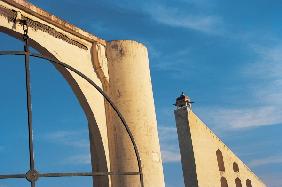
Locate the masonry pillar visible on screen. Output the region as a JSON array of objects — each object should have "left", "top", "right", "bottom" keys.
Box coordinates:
[
  {"left": 174, "top": 93, "right": 199, "bottom": 187},
  {"left": 106, "top": 40, "right": 165, "bottom": 187}
]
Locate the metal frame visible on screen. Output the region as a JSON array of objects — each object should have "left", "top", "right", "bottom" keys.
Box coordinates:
[{"left": 0, "top": 21, "right": 144, "bottom": 187}]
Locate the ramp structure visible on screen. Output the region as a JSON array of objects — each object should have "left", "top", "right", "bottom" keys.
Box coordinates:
[{"left": 174, "top": 93, "right": 266, "bottom": 187}]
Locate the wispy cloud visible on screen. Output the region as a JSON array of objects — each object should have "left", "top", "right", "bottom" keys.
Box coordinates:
[
  {"left": 249, "top": 155, "right": 282, "bottom": 167},
  {"left": 197, "top": 42, "right": 282, "bottom": 130},
  {"left": 177, "top": 0, "right": 217, "bottom": 7},
  {"left": 199, "top": 106, "right": 282, "bottom": 130},
  {"left": 245, "top": 44, "right": 282, "bottom": 79},
  {"left": 88, "top": 0, "right": 222, "bottom": 35},
  {"left": 158, "top": 126, "right": 181, "bottom": 163},
  {"left": 158, "top": 126, "right": 177, "bottom": 137},
  {"left": 162, "top": 150, "right": 181, "bottom": 163},
  {"left": 261, "top": 172, "right": 282, "bottom": 187},
  {"left": 150, "top": 47, "right": 197, "bottom": 79},
  {"left": 246, "top": 44, "right": 282, "bottom": 105},
  {"left": 43, "top": 130, "right": 92, "bottom": 166},
  {"left": 146, "top": 5, "right": 222, "bottom": 34},
  {"left": 43, "top": 130, "right": 89, "bottom": 148},
  {"left": 64, "top": 154, "right": 91, "bottom": 165}
]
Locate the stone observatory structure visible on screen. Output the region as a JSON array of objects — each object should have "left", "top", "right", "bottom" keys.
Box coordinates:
[
  {"left": 0, "top": 0, "right": 164, "bottom": 187},
  {"left": 174, "top": 93, "right": 266, "bottom": 187},
  {"left": 0, "top": 0, "right": 266, "bottom": 187}
]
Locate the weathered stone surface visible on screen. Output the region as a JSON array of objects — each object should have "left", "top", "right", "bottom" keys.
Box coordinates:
[{"left": 106, "top": 40, "right": 165, "bottom": 187}]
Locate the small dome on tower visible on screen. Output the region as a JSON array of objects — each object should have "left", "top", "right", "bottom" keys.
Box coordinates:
[{"left": 175, "top": 92, "right": 193, "bottom": 109}]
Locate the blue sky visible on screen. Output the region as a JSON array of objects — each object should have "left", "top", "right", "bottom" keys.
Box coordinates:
[{"left": 0, "top": 0, "right": 282, "bottom": 186}]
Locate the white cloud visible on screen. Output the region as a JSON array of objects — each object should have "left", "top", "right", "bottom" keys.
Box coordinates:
[
  {"left": 89, "top": 0, "right": 221, "bottom": 34},
  {"left": 178, "top": 0, "right": 216, "bottom": 7},
  {"left": 43, "top": 130, "right": 90, "bottom": 148},
  {"left": 199, "top": 106, "right": 282, "bottom": 130},
  {"left": 244, "top": 44, "right": 282, "bottom": 82},
  {"left": 261, "top": 172, "right": 282, "bottom": 187},
  {"left": 43, "top": 130, "right": 93, "bottom": 166},
  {"left": 197, "top": 43, "right": 282, "bottom": 130},
  {"left": 64, "top": 154, "right": 91, "bottom": 165},
  {"left": 158, "top": 126, "right": 177, "bottom": 138},
  {"left": 246, "top": 45, "right": 282, "bottom": 105},
  {"left": 162, "top": 150, "right": 181, "bottom": 163},
  {"left": 158, "top": 126, "right": 181, "bottom": 163},
  {"left": 152, "top": 48, "right": 192, "bottom": 72},
  {"left": 146, "top": 5, "right": 222, "bottom": 34},
  {"left": 249, "top": 155, "right": 282, "bottom": 167}
]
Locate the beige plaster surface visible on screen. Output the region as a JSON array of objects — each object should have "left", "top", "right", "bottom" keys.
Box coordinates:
[{"left": 106, "top": 40, "right": 165, "bottom": 187}]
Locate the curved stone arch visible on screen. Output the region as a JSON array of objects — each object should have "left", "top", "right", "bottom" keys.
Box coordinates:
[
  {"left": 1, "top": 1, "right": 166, "bottom": 187},
  {"left": 0, "top": 21, "right": 110, "bottom": 186}
]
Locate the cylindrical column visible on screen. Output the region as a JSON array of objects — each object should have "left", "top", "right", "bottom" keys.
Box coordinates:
[{"left": 106, "top": 40, "right": 165, "bottom": 187}]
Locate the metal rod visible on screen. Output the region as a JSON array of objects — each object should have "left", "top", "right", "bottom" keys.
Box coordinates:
[
  {"left": 0, "top": 171, "right": 140, "bottom": 180},
  {"left": 24, "top": 37, "right": 35, "bottom": 171},
  {"left": 0, "top": 51, "right": 26, "bottom": 55},
  {"left": 0, "top": 174, "right": 26, "bottom": 179},
  {"left": 39, "top": 171, "right": 141, "bottom": 178}
]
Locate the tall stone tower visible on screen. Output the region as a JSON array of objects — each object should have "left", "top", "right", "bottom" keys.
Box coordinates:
[
  {"left": 106, "top": 40, "right": 165, "bottom": 187},
  {"left": 174, "top": 93, "right": 198, "bottom": 187}
]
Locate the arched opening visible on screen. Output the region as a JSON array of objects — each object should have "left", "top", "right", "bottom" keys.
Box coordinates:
[
  {"left": 0, "top": 23, "right": 144, "bottom": 186},
  {"left": 220, "top": 177, "right": 228, "bottom": 187},
  {"left": 216, "top": 149, "right": 225, "bottom": 172},
  {"left": 233, "top": 162, "right": 239, "bottom": 172},
  {"left": 0, "top": 31, "right": 104, "bottom": 186},
  {"left": 0, "top": 27, "right": 112, "bottom": 186},
  {"left": 246, "top": 179, "right": 252, "bottom": 187},
  {"left": 235, "top": 177, "right": 242, "bottom": 187}
]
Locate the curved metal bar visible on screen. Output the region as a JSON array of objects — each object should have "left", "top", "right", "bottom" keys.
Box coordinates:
[
  {"left": 30, "top": 53, "right": 144, "bottom": 187},
  {"left": 0, "top": 51, "right": 144, "bottom": 186}
]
